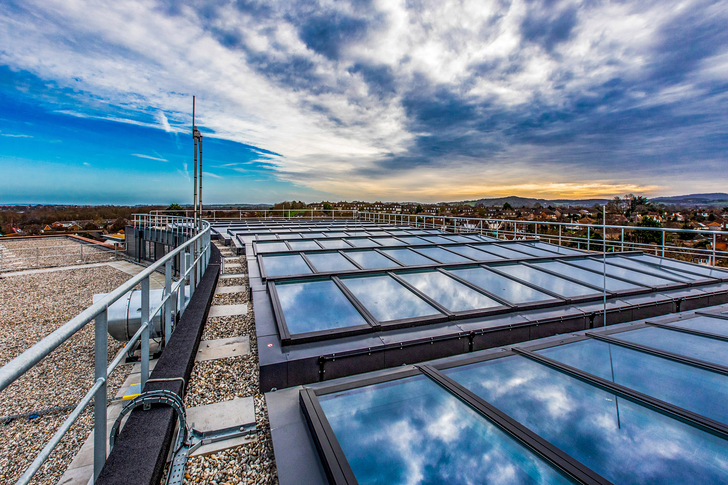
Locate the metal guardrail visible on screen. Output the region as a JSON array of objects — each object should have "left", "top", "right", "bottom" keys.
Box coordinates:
[
  {"left": 0, "top": 241, "right": 125, "bottom": 272},
  {"left": 0, "top": 214, "right": 212, "bottom": 484},
  {"left": 357, "top": 211, "right": 728, "bottom": 266},
  {"left": 151, "top": 208, "right": 357, "bottom": 220}
]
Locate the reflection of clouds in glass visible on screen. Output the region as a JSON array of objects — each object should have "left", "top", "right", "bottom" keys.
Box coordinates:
[
  {"left": 616, "top": 327, "right": 728, "bottom": 367},
  {"left": 540, "top": 339, "right": 728, "bottom": 424},
  {"left": 262, "top": 254, "right": 312, "bottom": 276},
  {"left": 276, "top": 280, "right": 366, "bottom": 333},
  {"left": 449, "top": 267, "right": 552, "bottom": 304},
  {"left": 305, "top": 252, "right": 357, "bottom": 271},
  {"left": 496, "top": 264, "right": 596, "bottom": 298},
  {"left": 399, "top": 271, "right": 499, "bottom": 312},
  {"left": 319, "top": 375, "right": 569, "bottom": 484},
  {"left": 342, "top": 275, "right": 440, "bottom": 322},
  {"left": 446, "top": 355, "right": 728, "bottom": 483}
]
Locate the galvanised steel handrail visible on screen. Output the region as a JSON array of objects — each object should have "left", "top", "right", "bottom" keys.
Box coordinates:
[
  {"left": 0, "top": 214, "right": 212, "bottom": 484},
  {"left": 151, "top": 208, "right": 358, "bottom": 220},
  {"left": 356, "top": 211, "right": 728, "bottom": 266}
]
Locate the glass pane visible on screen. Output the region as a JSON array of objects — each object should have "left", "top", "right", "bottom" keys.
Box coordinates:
[
  {"left": 447, "top": 245, "right": 504, "bottom": 261},
  {"left": 443, "top": 235, "right": 479, "bottom": 243},
  {"left": 262, "top": 254, "right": 312, "bottom": 277},
  {"left": 530, "top": 260, "right": 642, "bottom": 291},
  {"left": 370, "top": 237, "right": 407, "bottom": 246},
  {"left": 318, "top": 239, "right": 352, "bottom": 249},
  {"left": 632, "top": 255, "right": 728, "bottom": 278},
  {"left": 344, "top": 250, "right": 400, "bottom": 270},
  {"left": 613, "top": 257, "right": 701, "bottom": 281},
  {"left": 341, "top": 275, "right": 441, "bottom": 321},
  {"left": 398, "top": 271, "right": 501, "bottom": 311},
  {"left": 344, "top": 238, "right": 380, "bottom": 248},
  {"left": 327, "top": 232, "right": 348, "bottom": 237},
  {"left": 306, "top": 232, "right": 326, "bottom": 238},
  {"left": 256, "top": 241, "right": 289, "bottom": 253},
  {"left": 256, "top": 234, "right": 279, "bottom": 240},
  {"left": 495, "top": 264, "right": 599, "bottom": 298},
  {"left": 318, "top": 375, "right": 571, "bottom": 485},
  {"left": 396, "top": 236, "right": 429, "bottom": 245},
  {"left": 275, "top": 233, "right": 302, "bottom": 239},
  {"left": 420, "top": 235, "right": 456, "bottom": 244},
  {"left": 368, "top": 231, "right": 389, "bottom": 236},
  {"left": 305, "top": 252, "right": 358, "bottom": 272},
  {"left": 614, "top": 326, "right": 728, "bottom": 367},
  {"left": 539, "top": 339, "right": 728, "bottom": 424},
  {"left": 668, "top": 316, "right": 728, "bottom": 337},
  {"left": 510, "top": 244, "right": 561, "bottom": 257},
  {"left": 449, "top": 267, "right": 555, "bottom": 304},
  {"left": 380, "top": 248, "right": 438, "bottom": 266},
  {"left": 473, "top": 244, "right": 531, "bottom": 259},
  {"left": 275, "top": 280, "right": 367, "bottom": 334},
  {"left": 531, "top": 242, "right": 583, "bottom": 255},
  {"left": 446, "top": 355, "right": 728, "bottom": 483},
  {"left": 346, "top": 231, "right": 369, "bottom": 237},
  {"left": 287, "top": 240, "right": 322, "bottom": 251},
  {"left": 569, "top": 259, "right": 678, "bottom": 286},
  {"left": 415, "top": 247, "right": 472, "bottom": 263}
]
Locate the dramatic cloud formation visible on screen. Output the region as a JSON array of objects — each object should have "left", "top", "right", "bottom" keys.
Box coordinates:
[{"left": 1, "top": 0, "right": 727, "bottom": 203}]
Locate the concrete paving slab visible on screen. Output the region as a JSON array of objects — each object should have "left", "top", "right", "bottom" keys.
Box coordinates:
[
  {"left": 219, "top": 273, "right": 248, "bottom": 280},
  {"left": 186, "top": 397, "right": 256, "bottom": 456},
  {"left": 214, "top": 284, "right": 247, "bottom": 295},
  {"left": 208, "top": 303, "right": 248, "bottom": 318},
  {"left": 196, "top": 336, "right": 250, "bottom": 362}
]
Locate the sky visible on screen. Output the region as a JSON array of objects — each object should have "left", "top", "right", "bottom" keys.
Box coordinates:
[{"left": 1, "top": 0, "right": 727, "bottom": 205}]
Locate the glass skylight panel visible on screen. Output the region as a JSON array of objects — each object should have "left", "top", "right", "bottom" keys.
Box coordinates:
[
  {"left": 395, "top": 236, "right": 429, "bottom": 245},
  {"left": 256, "top": 241, "right": 289, "bottom": 253},
  {"left": 509, "top": 244, "right": 561, "bottom": 257},
  {"left": 612, "top": 257, "right": 701, "bottom": 281},
  {"left": 344, "top": 250, "right": 399, "bottom": 270},
  {"left": 632, "top": 255, "right": 728, "bottom": 278},
  {"left": 388, "top": 230, "right": 411, "bottom": 236},
  {"left": 398, "top": 271, "right": 501, "bottom": 312},
  {"left": 344, "top": 238, "right": 380, "bottom": 248},
  {"left": 538, "top": 339, "right": 728, "bottom": 424},
  {"left": 346, "top": 231, "right": 369, "bottom": 237},
  {"left": 327, "top": 232, "right": 348, "bottom": 237},
  {"left": 447, "top": 245, "right": 504, "bottom": 261},
  {"left": 530, "top": 260, "right": 642, "bottom": 292},
  {"left": 495, "top": 264, "right": 599, "bottom": 298},
  {"left": 420, "top": 235, "right": 456, "bottom": 244},
  {"left": 341, "top": 275, "right": 440, "bottom": 321},
  {"left": 380, "top": 248, "right": 438, "bottom": 266},
  {"left": 569, "top": 259, "right": 678, "bottom": 286},
  {"left": 317, "top": 375, "right": 571, "bottom": 485},
  {"left": 256, "top": 234, "right": 279, "bottom": 240},
  {"left": 613, "top": 327, "right": 728, "bottom": 367},
  {"left": 370, "top": 237, "right": 406, "bottom": 246},
  {"left": 667, "top": 316, "right": 728, "bottom": 337},
  {"left": 304, "top": 252, "right": 358, "bottom": 272},
  {"left": 445, "top": 355, "right": 728, "bottom": 483},
  {"left": 306, "top": 232, "right": 326, "bottom": 238},
  {"left": 286, "top": 240, "right": 322, "bottom": 251},
  {"left": 414, "top": 247, "right": 472, "bottom": 263},
  {"left": 443, "top": 235, "right": 480, "bottom": 243},
  {"left": 472, "top": 244, "right": 530, "bottom": 259},
  {"left": 275, "top": 280, "right": 367, "bottom": 334},
  {"left": 317, "top": 239, "right": 352, "bottom": 249},
  {"left": 530, "top": 242, "right": 583, "bottom": 255},
  {"left": 275, "top": 233, "right": 302, "bottom": 239},
  {"left": 449, "top": 267, "right": 555, "bottom": 304},
  {"left": 262, "top": 254, "right": 312, "bottom": 277},
  {"left": 368, "top": 231, "right": 389, "bottom": 236}
]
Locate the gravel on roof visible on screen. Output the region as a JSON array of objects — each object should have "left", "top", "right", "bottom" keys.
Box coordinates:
[
  {"left": 0, "top": 265, "right": 134, "bottom": 484},
  {"left": 0, "top": 236, "right": 118, "bottom": 272}
]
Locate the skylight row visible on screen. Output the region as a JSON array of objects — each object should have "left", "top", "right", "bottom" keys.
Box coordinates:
[
  {"left": 268, "top": 254, "right": 726, "bottom": 341},
  {"left": 259, "top": 242, "right": 582, "bottom": 275},
  {"left": 250, "top": 230, "right": 487, "bottom": 246},
  {"left": 303, "top": 313, "right": 728, "bottom": 484}
]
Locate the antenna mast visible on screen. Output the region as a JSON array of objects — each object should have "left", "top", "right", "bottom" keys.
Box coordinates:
[
  {"left": 192, "top": 96, "right": 203, "bottom": 226},
  {"left": 192, "top": 96, "right": 198, "bottom": 227}
]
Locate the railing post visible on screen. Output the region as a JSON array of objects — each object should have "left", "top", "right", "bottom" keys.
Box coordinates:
[
  {"left": 558, "top": 225, "right": 562, "bottom": 246},
  {"left": 188, "top": 250, "right": 195, "bottom": 295},
  {"left": 662, "top": 230, "right": 666, "bottom": 258},
  {"left": 164, "top": 260, "right": 172, "bottom": 344},
  {"left": 180, "top": 249, "right": 187, "bottom": 310},
  {"left": 80, "top": 244, "right": 84, "bottom": 263},
  {"left": 621, "top": 228, "right": 624, "bottom": 252},
  {"left": 93, "top": 310, "right": 108, "bottom": 480},
  {"left": 713, "top": 232, "right": 717, "bottom": 266},
  {"left": 587, "top": 228, "right": 591, "bottom": 251},
  {"left": 140, "top": 277, "right": 150, "bottom": 389}
]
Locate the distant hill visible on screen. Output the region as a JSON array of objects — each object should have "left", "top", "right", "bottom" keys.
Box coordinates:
[
  {"left": 649, "top": 193, "right": 728, "bottom": 207},
  {"left": 463, "top": 196, "right": 610, "bottom": 208}
]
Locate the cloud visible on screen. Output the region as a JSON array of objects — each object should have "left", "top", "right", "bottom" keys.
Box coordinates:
[
  {"left": 132, "top": 153, "right": 169, "bottom": 162},
  {"left": 1, "top": 0, "right": 727, "bottom": 201},
  {"left": 83, "top": 161, "right": 90, "bottom": 166},
  {"left": 1, "top": 133, "right": 33, "bottom": 138},
  {"left": 202, "top": 171, "right": 222, "bottom": 178}
]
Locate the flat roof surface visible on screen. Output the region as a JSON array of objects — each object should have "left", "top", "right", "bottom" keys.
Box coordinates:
[{"left": 267, "top": 303, "right": 728, "bottom": 484}]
